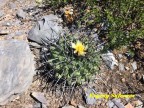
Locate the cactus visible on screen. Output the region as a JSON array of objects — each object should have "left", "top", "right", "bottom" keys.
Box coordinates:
[{"left": 38, "top": 34, "right": 100, "bottom": 90}]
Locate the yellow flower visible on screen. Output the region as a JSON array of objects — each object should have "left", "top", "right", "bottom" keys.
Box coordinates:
[{"left": 71, "top": 40, "right": 87, "bottom": 56}]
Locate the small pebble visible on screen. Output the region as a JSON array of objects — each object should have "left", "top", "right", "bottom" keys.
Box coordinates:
[
  {"left": 16, "top": 9, "right": 26, "bottom": 19},
  {"left": 125, "top": 67, "right": 130, "bottom": 70},
  {"left": 2, "top": 22, "right": 12, "bottom": 26},
  {"left": 131, "top": 61, "right": 137, "bottom": 71},
  {"left": 118, "top": 54, "right": 123, "bottom": 59},
  {"left": 107, "top": 101, "right": 114, "bottom": 108},
  {"left": 0, "top": 10, "right": 4, "bottom": 17},
  {"left": 31, "top": 92, "right": 48, "bottom": 105},
  {"left": 112, "top": 99, "right": 125, "bottom": 108},
  {"left": 119, "top": 63, "right": 125, "bottom": 71},
  {"left": 84, "top": 88, "right": 96, "bottom": 105}
]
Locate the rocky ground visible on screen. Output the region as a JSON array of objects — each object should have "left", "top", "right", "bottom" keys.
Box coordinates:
[{"left": 0, "top": 0, "right": 144, "bottom": 108}]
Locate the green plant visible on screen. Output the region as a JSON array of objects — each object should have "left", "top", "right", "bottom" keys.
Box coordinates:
[
  {"left": 103, "top": 0, "right": 144, "bottom": 49},
  {"left": 39, "top": 34, "right": 100, "bottom": 86},
  {"left": 44, "top": 0, "right": 144, "bottom": 50}
]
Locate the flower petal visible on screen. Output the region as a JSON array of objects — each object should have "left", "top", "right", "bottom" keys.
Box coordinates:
[
  {"left": 77, "top": 40, "right": 82, "bottom": 45},
  {"left": 72, "top": 43, "right": 76, "bottom": 49},
  {"left": 78, "top": 51, "right": 86, "bottom": 56}
]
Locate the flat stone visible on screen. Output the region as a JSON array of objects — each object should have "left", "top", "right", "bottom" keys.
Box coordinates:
[
  {"left": 107, "top": 100, "right": 114, "bottom": 108},
  {"left": 0, "top": 30, "right": 9, "bottom": 35},
  {"left": 0, "top": 10, "right": 4, "bottom": 17},
  {"left": 101, "top": 52, "right": 118, "bottom": 69},
  {"left": 119, "top": 63, "right": 125, "bottom": 71},
  {"left": 16, "top": 9, "right": 26, "bottom": 19},
  {"left": 113, "top": 106, "right": 118, "bottom": 108},
  {"left": 118, "top": 54, "right": 123, "bottom": 59},
  {"left": 31, "top": 92, "right": 47, "bottom": 105},
  {"left": 28, "top": 14, "right": 63, "bottom": 44},
  {"left": 131, "top": 61, "right": 137, "bottom": 71},
  {"left": 84, "top": 88, "right": 96, "bottom": 105},
  {"left": 29, "top": 42, "right": 41, "bottom": 48},
  {"left": 0, "top": 40, "right": 35, "bottom": 105},
  {"left": 112, "top": 99, "right": 125, "bottom": 108},
  {"left": 33, "top": 103, "right": 41, "bottom": 108}
]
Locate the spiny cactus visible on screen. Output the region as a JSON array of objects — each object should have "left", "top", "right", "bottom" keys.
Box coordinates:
[{"left": 38, "top": 34, "right": 100, "bottom": 91}]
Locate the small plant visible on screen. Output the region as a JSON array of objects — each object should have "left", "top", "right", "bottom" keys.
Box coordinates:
[{"left": 39, "top": 34, "right": 100, "bottom": 87}]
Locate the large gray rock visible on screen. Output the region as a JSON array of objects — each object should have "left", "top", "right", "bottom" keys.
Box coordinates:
[
  {"left": 0, "top": 39, "right": 35, "bottom": 105},
  {"left": 28, "top": 14, "right": 63, "bottom": 44}
]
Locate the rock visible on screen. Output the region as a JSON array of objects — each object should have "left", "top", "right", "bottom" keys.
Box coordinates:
[
  {"left": 113, "top": 106, "right": 118, "bottom": 108},
  {"left": 107, "top": 100, "right": 114, "bottom": 108},
  {"left": 134, "top": 100, "right": 143, "bottom": 108},
  {"left": 121, "top": 78, "right": 126, "bottom": 83},
  {"left": 28, "top": 14, "right": 63, "bottom": 44},
  {"left": 119, "top": 63, "right": 125, "bottom": 71},
  {"left": 0, "top": 40, "right": 35, "bottom": 105},
  {"left": 0, "top": 10, "right": 4, "bottom": 17},
  {"left": 29, "top": 42, "right": 41, "bottom": 48},
  {"left": 42, "top": 104, "right": 47, "bottom": 108},
  {"left": 113, "top": 99, "right": 121, "bottom": 103},
  {"left": 101, "top": 52, "right": 118, "bottom": 69},
  {"left": 125, "top": 66, "right": 130, "bottom": 70},
  {"left": 112, "top": 99, "right": 125, "bottom": 108},
  {"left": 15, "top": 31, "right": 24, "bottom": 36},
  {"left": 125, "top": 103, "right": 134, "bottom": 108},
  {"left": 8, "top": 2, "right": 16, "bottom": 9},
  {"left": 62, "top": 105, "right": 75, "bottom": 108},
  {"left": 131, "top": 61, "right": 137, "bottom": 71},
  {"left": 78, "top": 105, "right": 85, "bottom": 108},
  {"left": 84, "top": 88, "right": 96, "bottom": 105},
  {"left": 2, "top": 22, "right": 12, "bottom": 26},
  {"left": 0, "top": 30, "right": 9, "bottom": 35},
  {"left": 31, "top": 92, "right": 47, "bottom": 105},
  {"left": 118, "top": 54, "right": 123, "bottom": 59},
  {"left": 33, "top": 103, "right": 41, "bottom": 108},
  {"left": 16, "top": 9, "right": 26, "bottom": 19}
]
